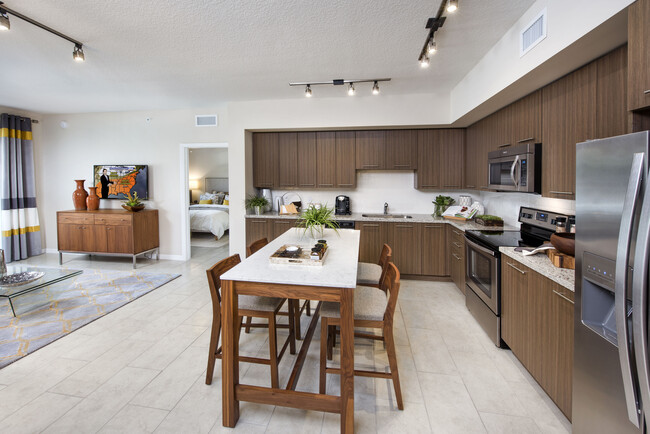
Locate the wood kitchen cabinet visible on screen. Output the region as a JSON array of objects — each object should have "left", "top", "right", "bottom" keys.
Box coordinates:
[
  {"left": 389, "top": 222, "right": 422, "bottom": 275},
  {"left": 272, "top": 219, "right": 295, "bottom": 239},
  {"left": 415, "top": 129, "right": 441, "bottom": 189},
  {"left": 596, "top": 45, "right": 628, "bottom": 139},
  {"left": 335, "top": 132, "right": 356, "bottom": 188},
  {"left": 315, "top": 132, "right": 356, "bottom": 188},
  {"left": 277, "top": 132, "right": 298, "bottom": 188},
  {"left": 415, "top": 129, "right": 465, "bottom": 190},
  {"left": 421, "top": 224, "right": 447, "bottom": 276},
  {"left": 464, "top": 120, "right": 491, "bottom": 190},
  {"left": 447, "top": 225, "right": 465, "bottom": 292},
  {"left": 246, "top": 218, "right": 271, "bottom": 247},
  {"left": 356, "top": 130, "right": 386, "bottom": 169},
  {"left": 501, "top": 258, "right": 532, "bottom": 369},
  {"left": 628, "top": 0, "right": 650, "bottom": 111},
  {"left": 385, "top": 130, "right": 418, "bottom": 170},
  {"left": 356, "top": 221, "right": 389, "bottom": 263},
  {"left": 297, "top": 132, "right": 317, "bottom": 188},
  {"left": 252, "top": 133, "right": 278, "bottom": 188},
  {"left": 509, "top": 90, "right": 542, "bottom": 145}
]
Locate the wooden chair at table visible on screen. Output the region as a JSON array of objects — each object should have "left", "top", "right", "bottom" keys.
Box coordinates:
[
  {"left": 319, "top": 262, "right": 404, "bottom": 410},
  {"left": 356, "top": 244, "right": 392, "bottom": 289},
  {"left": 244, "top": 237, "right": 311, "bottom": 338},
  {"left": 205, "top": 254, "right": 295, "bottom": 388}
]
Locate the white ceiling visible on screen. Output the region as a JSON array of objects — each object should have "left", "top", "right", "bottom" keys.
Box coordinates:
[{"left": 0, "top": 0, "right": 534, "bottom": 114}]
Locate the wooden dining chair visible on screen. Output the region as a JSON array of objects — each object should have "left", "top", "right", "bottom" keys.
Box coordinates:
[
  {"left": 205, "top": 254, "right": 296, "bottom": 388},
  {"left": 319, "top": 262, "right": 403, "bottom": 410},
  {"left": 356, "top": 244, "right": 392, "bottom": 289},
  {"left": 245, "top": 237, "right": 311, "bottom": 339}
]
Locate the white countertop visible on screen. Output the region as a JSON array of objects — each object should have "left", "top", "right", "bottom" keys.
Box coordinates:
[
  {"left": 500, "top": 247, "right": 575, "bottom": 292},
  {"left": 222, "top": 227, "right": 360, "bottom": 288}
]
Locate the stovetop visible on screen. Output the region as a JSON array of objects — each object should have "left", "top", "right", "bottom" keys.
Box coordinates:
[{"left": 465, "top": 230, "right": 532, "bottom": 249}]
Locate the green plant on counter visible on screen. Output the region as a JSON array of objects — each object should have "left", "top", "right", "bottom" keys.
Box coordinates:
[
  {"left": 297, "top": 205, "right": 339, "bottom": 239},
  {"left": 432, "top": 195, "right": 455, "bottom": 217},
  {"left": 123, "top": 192, "right": 143, "bottom": 207},
  {"left": 475, "top": 214, "right": 503, "bottom": 221},
  {"left": 244, "top": 195, "right": 270, "bottom": 209}
]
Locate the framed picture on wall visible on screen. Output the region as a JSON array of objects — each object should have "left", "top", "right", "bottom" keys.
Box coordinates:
[{"left": 93, "top": 165, "right": 149, "bottom": 200}]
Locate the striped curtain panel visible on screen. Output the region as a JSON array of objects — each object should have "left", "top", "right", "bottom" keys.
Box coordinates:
[{"left": 0, "top": 113, "right": 42, "bottom": 262}]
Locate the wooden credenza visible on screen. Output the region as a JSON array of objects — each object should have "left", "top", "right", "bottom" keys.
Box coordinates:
[{"left": 57, "top": 209, "right": 160, "bottom": 268}]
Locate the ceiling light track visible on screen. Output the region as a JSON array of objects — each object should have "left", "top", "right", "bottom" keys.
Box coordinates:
[
  {"left": 289, "top": 78, "right": 391, "bottom": 97},
  {"left": 418, "top": 0, "right": 458, "bottom": 67},
  {"left": 0, "top": 1, "right": 85, "bottom": 62}
]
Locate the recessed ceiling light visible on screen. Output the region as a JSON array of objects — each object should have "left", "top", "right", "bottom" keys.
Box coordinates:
[
  {"left": 305, "top": 85, "right": 312, "bottom": 97},
  {"left": 447, "top": 0, "right": 458, "bottom": 13},
  {"left": 348, "top": 83, "right": 355, "bottom": 96},
  {"left": 372, "top": 81, "right": 380, "bottom": 95}
]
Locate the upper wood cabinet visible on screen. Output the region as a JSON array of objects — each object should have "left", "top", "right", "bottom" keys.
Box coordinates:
[
  {"left": 628, "top": 0, "right": 650, "bottom": 111},
  {"left": 316, "top": 131, "right": 356, "bottom": 189},
  {"left": 385, "top": 130, "right": 418, "bottom": 170},
  {"left": 510, "top": 90, "right": 542, "bottom": 145},
  {"left": 335, "top": 132, "right": 356, "bottom": 188},
  {"left": 252, "top": 133, "right": 278, "bottom": 188},
  {"left": 356, "top": 131, "right": 386, "bottom": 169},
  {"left": 415, "top": 129, "right": 440, "bottom": 189},
  {"left": 416, "top": 129, "right": 464, "bottom": 190},
  {"left": 277, "top": 133, "right": 298, "bottom": 188},
  {"left": 596, "top": 45, "right": 628, "bottom": 138},
  {"left": 464, "top": 120, "right": 490, "bottom": 190},
  {"left": 297, "top": 132, "right": 317, "bottom": 188}
]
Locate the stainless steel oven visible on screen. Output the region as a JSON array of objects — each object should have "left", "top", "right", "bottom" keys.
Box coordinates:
[
  {"left": 487, "top": 143, "right": 541, "bottom": 193},
  {"left": 465, "top": 237, "right": 499, "bottom": 314}
]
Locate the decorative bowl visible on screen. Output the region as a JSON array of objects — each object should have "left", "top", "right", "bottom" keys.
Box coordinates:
[
  {"left": 122, "top": 204, "right": 145, "bottom": 212},
  {"left": 550, "top": 233, "right": 575, "bottom": 256},
  {"left": 0, "top": 271, "right": 45, "bottom": 287}
]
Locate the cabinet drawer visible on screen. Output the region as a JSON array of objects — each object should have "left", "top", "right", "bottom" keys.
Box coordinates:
[
  {"left": 58, "top": 213, "right": 94, "bottom": 224},
  {"left": 449, "top": 227, "right": 465, "bottom": 245},
  {"left": 95, "top": 215, "right": 133, "bottom": 226}
]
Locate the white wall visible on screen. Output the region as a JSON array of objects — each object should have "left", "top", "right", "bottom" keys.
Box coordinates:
[
  {"left": 38, "top": 108, "right": 228, "bottom": 259},
  {"left": 188, "top": 148, "right": 228, "bottom": 201}
]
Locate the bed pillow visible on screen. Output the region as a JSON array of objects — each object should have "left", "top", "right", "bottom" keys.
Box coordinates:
[
  {"left": 214, "top": 193, "right": 226, "bottom": 205},
  {"left": 199, "top": 192, "right": 219, "bottom": 203},
  {"left": 223, "top": 194, "right": 230, "bottom": 206},
  {"left": 199, "top": 199, "right": 213, "bottom": 205}
]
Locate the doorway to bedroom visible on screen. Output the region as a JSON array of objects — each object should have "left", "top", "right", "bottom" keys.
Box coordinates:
[{"left": 184, "top": 144, "right": 230, "bottom": 258}]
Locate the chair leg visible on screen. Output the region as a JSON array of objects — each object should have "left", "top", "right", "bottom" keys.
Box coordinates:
[
  {"left": 319, "top": 317, "right": 328, "bottom": 394},
  {"left": 306, "top": 300, "right": 311, "bottom": 316},
  {"left": 327, "top": 325, "right": 334, "bottom": 361},
  {"left": 287, "top": 301, "right": 296, "bottom": 355},
  {"left": 384, "top": 325, "right": 404, "bottom": 410},
  {"left": 205, "top": 317, "right": 220, "bottom": 385},
  {"left": 268, "top": 314, "right": 279, "bottom": 389},
  {"left": 294, "top": 300, "right": 302, "bottom": 341},
  {"left": 244, "top": 316, "right": 253, "bottom": 333}
]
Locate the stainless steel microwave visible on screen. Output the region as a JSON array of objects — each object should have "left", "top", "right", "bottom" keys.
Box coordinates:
[{"left": 487, "top": 143, "right": 541, "bottom": 193}]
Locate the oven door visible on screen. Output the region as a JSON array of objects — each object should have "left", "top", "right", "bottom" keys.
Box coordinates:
[
  {"left": 488, "top": 155, "right": 520, "bottom": 192},
  {"left": 465, "top": 237, "right": 500, "bottom": 314}
]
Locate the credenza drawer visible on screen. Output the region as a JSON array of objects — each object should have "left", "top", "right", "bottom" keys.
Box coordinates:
[
  {"left": 58, "top": 213, "right": 95, "bottom": 224},
  {"left": 95, "top": 215, "right": 133, "bottom": 226}
]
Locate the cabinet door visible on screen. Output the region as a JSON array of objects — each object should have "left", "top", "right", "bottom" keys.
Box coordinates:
[
  {"left": 596, "top": 46, "right": 628, "bottom": 139},
  {"left": 511, "top": 90, "right": 542, "bottom": 145},
  {"left": 58, "top": 224, "right": 93, "bottom": 252},
  {"left": 277, "top": 133, "right": 298, "bottom": 188},
  {"left": 57, "top": 223, "right": 74, "bottom": 251},
  {"left": 297, "top": 132, "right": 317, "bottom": 188},
  {"left": 464, "top": 125, "right": 479, "bottom": 189},
  {"left": 421, "top": 224, "right": 447, "bottom": 276},
  {"left": 355, "top": 131, "right": 386, "bottom": 169},
  {"left": 415, "top": 130, "right": 440, "bottom": 189},
  {"left": 385, "top": 130, "right": 417, "bottom": 170},
  {"left": 92, "top": 225, "right": 108, "bottom": 253},
  {"left": 542, "top": 62, "right": 597, "bottom": 199},
  {"left": 501, "top": 259, "right": 530, "bottom": 366},
  {"left": 439, "top": 129, "right": 465, "bottom": 189},
  {"left": 272, "top": 219, "right": 295, "bottom": 240},
  {"left": 106, "top": 225, "right": 133, "bottom": 254},
  {"left": 253, "top": 133, "right": 278, "bottom": 188},
  {"left": 390, "top": 223, "right": 422, "bottom": 275},
  {"left": 628, "top": 0, "right": 650, "bottom": 111},
  {"left": 336, "top": 132, "right": 356, "bottom": 188},
  {"left": 316, "top": 132, "right": 337, "bottom": 188},
  {"left": 549, "top": 282, "right": 574, "bottom": 419},
  {"left": 356, "top": 222, "right": 386, "bottom": 263},
  {"left": 246, "top": 219, "right": 270, "bottom": 248}
]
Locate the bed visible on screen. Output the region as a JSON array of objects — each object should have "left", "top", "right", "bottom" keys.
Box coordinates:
[{"left": 189, "top": 177, "right": 230, "bottom": 239}]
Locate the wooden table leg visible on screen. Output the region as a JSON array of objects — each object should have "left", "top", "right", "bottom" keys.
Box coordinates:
[
  {"left": 339, "top": 288, "right": 355, "bottom": 433},
  {"left": 221, "top": 280, "right": 240, "bottom": 427}
]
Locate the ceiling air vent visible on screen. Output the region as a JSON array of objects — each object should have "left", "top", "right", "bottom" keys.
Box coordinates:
[
  {"left": 195, "top": 114, "right": 218, "bottom": 127},
  {"left": 520, "top": 8, "right": 547, "bottom": 57}
]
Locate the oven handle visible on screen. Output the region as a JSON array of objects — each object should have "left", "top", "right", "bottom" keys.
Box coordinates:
[
  {"left": 510, "top": 155, "right": 520, "bottom": 189},
  {"left": 464, "top": 237, "right": 495, "bottom": 257}
]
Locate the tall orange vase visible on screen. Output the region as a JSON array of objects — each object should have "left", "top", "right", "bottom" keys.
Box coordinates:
[
  {"left": 72, "top": 180, "right": 88, "bottom": 210},
  {"left": 86, "top": 187, "right": 100, "bottom": 211}
]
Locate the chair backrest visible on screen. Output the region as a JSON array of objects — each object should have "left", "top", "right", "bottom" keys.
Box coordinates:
[
  {"left": 377, "top": 244, "right": 392, "bottom": 288},
  {"left": 206, "top": 254, "right": 241, "bottom": 321},
  {"left": 247, "top": 238, "right": 268, "bottom": 257},
  {"left": 381, "top": 262, "right": 401, "bottom": 324}
]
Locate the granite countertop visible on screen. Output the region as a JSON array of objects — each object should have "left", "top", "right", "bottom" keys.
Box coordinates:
[
  {"left": 246, "top": 211, "right": 516, "bottom": 232},
  {"left": 500, "top": 247, "right": 575, "bottom": 292}
]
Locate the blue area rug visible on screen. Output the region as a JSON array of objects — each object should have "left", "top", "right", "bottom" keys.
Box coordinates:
[{"left": 0, "top": 269, "right": 180, "bottom": 368}]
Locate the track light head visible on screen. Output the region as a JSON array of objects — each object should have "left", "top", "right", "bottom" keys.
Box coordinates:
[
  {"left": 0, "top": 9, "right": 9, "bottom": 31},
  {"left": 372, "top": 81, "right": 380, "bottom": 95},
  {"left": 305, "top": 85, "right": 312, "bottom": 97},
  {"left": 420, "top": 55, "right": 430, "bottom": 68},
  {"left": 73, "top": 44, "right": 85, "bottom": 62},
  {"left": 447, "top": 0, "right": 458, "bottom": 13},
  {"left": 428, "top": 39, "right": 437, "bottom": 55},
  {"left": 347, "top": 83, "right": 355, "bottom": 96}
]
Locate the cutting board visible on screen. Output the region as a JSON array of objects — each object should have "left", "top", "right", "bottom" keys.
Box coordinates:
[{"left": 547, "top": 249, "right": 575, "bottom": 270}]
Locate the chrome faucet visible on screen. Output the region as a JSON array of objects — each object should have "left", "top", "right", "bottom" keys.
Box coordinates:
[{"left": 384, "top": 202, "right": 388, "bottom": 215}]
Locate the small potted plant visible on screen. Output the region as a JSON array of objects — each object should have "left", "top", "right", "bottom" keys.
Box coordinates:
[
  {"left": 433, "top": 195, "right": 455, "bottom": 217},
  {"left": 245, "top": 195, "right": 270, "bottom": 215},
  {"left": 122, "top": 192, "right": 145, "bottom": 212},
  {"left": 297, "top": 205, "right": 339, "bottom": 239}
]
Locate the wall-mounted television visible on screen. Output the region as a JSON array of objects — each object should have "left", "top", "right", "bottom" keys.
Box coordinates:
[{"left": 93, "top": 165, "right": 149, "bottom": 200}]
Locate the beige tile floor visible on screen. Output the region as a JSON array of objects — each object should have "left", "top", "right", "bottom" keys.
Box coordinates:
[{"left": 0, "top": 246, "right": 572, "bottom": 433}]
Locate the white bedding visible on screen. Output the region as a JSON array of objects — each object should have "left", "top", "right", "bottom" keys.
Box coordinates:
[{"left": 190, "top": 207, "right": 229, "bottom": 239}]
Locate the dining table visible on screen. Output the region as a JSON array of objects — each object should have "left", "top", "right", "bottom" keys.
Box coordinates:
[{"left": 220, "top": 227, "right": 360, "bottom": 433}]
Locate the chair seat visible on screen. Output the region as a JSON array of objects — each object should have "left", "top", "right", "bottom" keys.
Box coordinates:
[
  {"left": 320, "top": 286, "right": 387, "bottom": 321},
  {"left": 240, "top": 295, "right": 284, "bottom": 312},
  {"left": 356, "top": 262, "right": 383, "bottom": 286}
]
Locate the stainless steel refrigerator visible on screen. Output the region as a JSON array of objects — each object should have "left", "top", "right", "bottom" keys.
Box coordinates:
[{"left": 574, "top": 131, "right": 650, "bottom": 433}]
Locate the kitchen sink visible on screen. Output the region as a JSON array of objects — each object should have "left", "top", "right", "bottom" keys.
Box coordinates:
[{"left": 361, "top": 214, "right": 413, "bottom": 219}]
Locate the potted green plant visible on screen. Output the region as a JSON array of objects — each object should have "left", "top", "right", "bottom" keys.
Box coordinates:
[
  {"left": 245, "top": 195, "right": 270, "bottom": 215},
  {"left": 432, "top": 195, "right": 455, "bottom": 217},
  {"left": 122, "top": 192, "right": 145, "bottom": 212},
  {"left": 297, "top": 205, "right": 339, "bottom": 239}
]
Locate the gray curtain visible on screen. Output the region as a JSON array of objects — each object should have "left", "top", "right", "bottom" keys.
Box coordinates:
[{"left": 1, "top": 113, "right": 42, "bottom": 262}]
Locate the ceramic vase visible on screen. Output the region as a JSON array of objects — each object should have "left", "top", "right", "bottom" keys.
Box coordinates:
[
  {"left": 86, "top": 187, "right": 100, "bottom": 211},
  {"left": 72, "top": 180, "right": 88, "bottom": 210}
]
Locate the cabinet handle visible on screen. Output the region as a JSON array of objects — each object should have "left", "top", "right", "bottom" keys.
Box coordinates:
[
  {"left": 300, "top": 184, "right": 315, "bottom": 187},
  {"left": 444, "top": 185, "right": 461, "bottom": 188},
  {"left": 319, "top": 183, "right": 334, "bottom": 187},
  {"left": 480, "top": 186, "right": 489, "bottom": 189},
  {"left": 363, "top": 224, "right": 379, "bottom": 227},
  {"left": 420, "top": 185, "right": 439, "bottom": 188},
  {"left": 465, "top": 185, "right": 476, "bottom": 188},
  {"left": 424, "top": 225, "right": 442, "bottom": 228},
  {"left": 395, "top": 225, "right": 413, "bottom": 228},
  {"left": 645, "top": 90, "right": 650, "bottom": 94},
  {"left": 338, "top": 184, "right": 354, "bottom": 187},
  {"left": 393, "top": 164, "right": 411, "bottom": 168},
  {"left": 453, "top": 242, "right": 462, "bottom": 248},
  {"left": 549, "top": 191, "right": 574, "bottom": 196},
  {"left": 517, "top": 137, "right": 535, "bottom": 143},
  {"left": 553, "top": 289, "right": 575, "bottom": 305},
  {"left": 362, "top": 165, "right": 380, "bottom": 168},
  {"left": 498, "top": 143, "right": 511, "bottom": 148},
  {"left": 506, "top": 262, "right": 527, "bottom": 275},
  {"left": 452, "top": 230, "right": 462, "bottom": 236},
  {"left": 452, "top": 253, "right": 461, "bottom": 261}
]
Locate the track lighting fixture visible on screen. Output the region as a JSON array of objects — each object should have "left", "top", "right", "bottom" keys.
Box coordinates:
[
  {"left": 418, "top": 0, "right": 458, "bottom": 67},
  {"left": 0, "top": 2, "right": 85, "bottom": 62},
  {"left": 428, "top": 39, "right": 437, "bottom": 55},
  {"left": 289, "top": 78, "right": 391, "bottom": 97},
  {"left": 447, "top": 0, "right": 458, "bottom": 13},
  {"left": 420, "top": 55, "right": 430, "bottom": 68}
]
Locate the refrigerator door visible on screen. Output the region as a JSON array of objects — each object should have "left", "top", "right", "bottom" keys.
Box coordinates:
[{"left": 574, "top": 131, "right": 649, "bottom": 434}]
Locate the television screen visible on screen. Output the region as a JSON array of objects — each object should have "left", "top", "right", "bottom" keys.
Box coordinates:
[{"left": 93, "top": 165, "right": 149, "bottom": 200}]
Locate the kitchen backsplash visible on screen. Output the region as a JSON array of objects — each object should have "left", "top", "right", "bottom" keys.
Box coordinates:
[{"left": 268, "top": 171, "right": 575, "bottom": 228}]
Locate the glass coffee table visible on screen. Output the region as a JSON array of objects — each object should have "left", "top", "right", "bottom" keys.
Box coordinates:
[{"left": 0, "top": 265, "right": 83, "bottom": 317}]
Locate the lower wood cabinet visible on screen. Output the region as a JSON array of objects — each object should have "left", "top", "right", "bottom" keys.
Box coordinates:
[
  {"left": 501, "top": 257, "right": 574, "bottom": 420},
  {"left": 355, "top": 222, "right": 388, "bottom": 264},
  {"left": 246, "top": 218, "right": 271, "bottom": 246},
  {"left": 447, "top": 225, "right": 466, "bottom": 292},
  {"left": 390, "top": 223, "right": 422, "bottom": 275},
  {"left": 421, "top": 224, "right": 447, "bottom": 276},
  {"left": 272, "top": 219, "right": 295, "bottom": 239}
]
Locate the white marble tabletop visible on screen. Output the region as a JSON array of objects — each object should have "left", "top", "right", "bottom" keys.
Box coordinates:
[{"left": 222, "top": 228, "right": 360, "bottom": 289}]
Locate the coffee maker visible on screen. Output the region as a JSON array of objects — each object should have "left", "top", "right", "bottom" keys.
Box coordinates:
[{"left": 335, "top": 195, "right": 351, "bottom": 215}]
